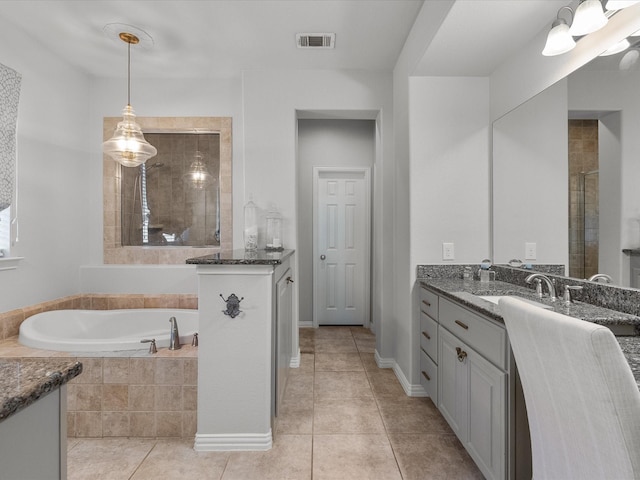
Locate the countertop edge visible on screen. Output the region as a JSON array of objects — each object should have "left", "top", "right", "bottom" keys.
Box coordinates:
[
  {"left": 0, "top": 360, "right": 83, "bottom": 422},
  {"left": 186, "top": 249, "right": 295, "bottom": 265}
]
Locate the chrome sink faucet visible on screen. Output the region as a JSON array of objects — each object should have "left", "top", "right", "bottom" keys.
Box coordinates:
[
  {"left": 169, "top": 316, "right": 181, "bottom": 350},
  {"left": 587, "top": 273, "right": 612, "bottom": 283},
  {"left": 525, "top": 273, "right": 557, "bottom": 302}
]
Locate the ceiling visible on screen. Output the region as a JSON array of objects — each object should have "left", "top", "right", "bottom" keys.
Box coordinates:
[{"left": 0, "top": 0, "right": 577, "bottom": 79}]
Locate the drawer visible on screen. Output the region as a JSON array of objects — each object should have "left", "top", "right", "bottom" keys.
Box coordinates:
[
  {"left": 420, "top": 348, "right": 438, "bottom": 402},
  {"left": 439, "top": 297, "right": 507, "bottom": 369},
  {"left": 420, "top": 311, "right": 438, "bottom": 363},
  {"left": 420, "top": 286, "right": 438, "bottom": 320}
]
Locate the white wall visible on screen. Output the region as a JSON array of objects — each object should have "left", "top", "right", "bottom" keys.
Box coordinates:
[
  {"left": 0, "top": 16, "right": 92, "bottom": 312},
  {"left": 242, "top": 68, "right": 394, "bottom": 355},
  {"left": 297, "top": 119, "right": 375, "bottom": 325},
  {"left": 493, "top": 80, "right": 568, "bottom": 266},
  {"left": 599, "top": 113, "right": 623, "bottom": 284},
  {"left": 391, "top": 0, "right": 455, "bottom": 386},
  {"left": 407, "top": 76, "right": 490, "bottom": 386}
]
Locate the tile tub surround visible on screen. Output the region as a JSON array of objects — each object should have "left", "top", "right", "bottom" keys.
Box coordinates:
[
  {"left": 0, "top": 293, "right": 198, "bottom": 342},
  {"left": 0, "top": 358, "right": 82, "bottom": 421},
  {"left": 0, "top": 293, "right": 198, "bottom": 438},
  {"left": 0, "top": 338, "right": 198, "bottom": 438}
]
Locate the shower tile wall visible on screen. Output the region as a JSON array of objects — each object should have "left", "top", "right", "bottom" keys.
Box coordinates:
[
  {"left": 568, "top": 119, "right": 599, "bottom": 279},
  {"left": 121, "top": 133, "right": 221, "bottom": 247}
]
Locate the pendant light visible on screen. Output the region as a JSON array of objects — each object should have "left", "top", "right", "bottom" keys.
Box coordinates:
[
  {"left": 183, "top": 151, "right": 213, "bottom": 189},
  {"left": 102, "top": 32, "right": 157, "bottom": 167},
  {"left": 569, "top": 0, "right": 608, "bottom": 36},
  {"left": 183, "top": 136, "right": 213, "bottom": 189},
  {"left": 542, "top": 6, "right": 576, "bottom": 56}
]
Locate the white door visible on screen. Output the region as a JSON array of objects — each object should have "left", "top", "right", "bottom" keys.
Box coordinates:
[{"left": 313, "top": 168, "right": 370, "bottom": 326}]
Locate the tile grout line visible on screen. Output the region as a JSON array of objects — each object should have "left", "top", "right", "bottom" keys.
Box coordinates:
[
  {"left": 127, "top": 439, "right": 158, "bottom": 480},
  {"left": 358, "top": 327, "right": 406, "bottom": 480}
]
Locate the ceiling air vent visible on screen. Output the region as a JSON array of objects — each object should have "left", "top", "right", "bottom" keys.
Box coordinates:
[{"left": 296, "top": 33, "right": 335, "bottom": 49}]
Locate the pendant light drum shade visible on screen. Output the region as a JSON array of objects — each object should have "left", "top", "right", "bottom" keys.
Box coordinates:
[{"left": 103, "top": 105, "right": 157, "bottom": 167}]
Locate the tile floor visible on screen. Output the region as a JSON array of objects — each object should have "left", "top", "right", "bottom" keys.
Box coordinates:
[{"left": 67, "top": 327, "right": 483, "bottom": 479}]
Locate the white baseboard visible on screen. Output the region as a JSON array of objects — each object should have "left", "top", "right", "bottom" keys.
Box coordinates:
[
  {"left": 298, "top": 321, "right": 313, "bottom": 327},
  {"left": 393, "top": 363, "right": 429, "bottom": 397},
  {"left": 374, "top": 350, "right": 429, "bottom": 397},
  {"left": 194, "top": 431, "right": 272, "bottom": 451},
  {"left": 290, "top": 349, "right": 300, "bottom": 368},
  {"left": 374, "top": 349, "right": 395, "bottom": 368}
]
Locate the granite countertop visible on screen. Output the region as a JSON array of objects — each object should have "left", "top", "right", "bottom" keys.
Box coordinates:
[
  {"left": 0, "top": 358, "right": 82, "bottom": 422},
  {"left": 419, "top": 278, "right": 640, "bottom": 387},
  {"left": 419, "top": 278, "right": 640, "bottom": 327},
  {"left": 186, "top": 249, "right": 294, "bottom": 265}
]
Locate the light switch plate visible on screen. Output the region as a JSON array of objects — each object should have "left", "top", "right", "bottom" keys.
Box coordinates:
[
  {"left": 442, "top": 242, "right": 455, "bottom": 260},
  {"left": 525, "top": 242, "right": 536, "bottom": 260}
]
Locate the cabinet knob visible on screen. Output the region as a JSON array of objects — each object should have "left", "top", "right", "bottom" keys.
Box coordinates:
[
  {"left": 286, "top": 276, "right": 294, "bottom": 284},
  {"left": 421, "top": 331, "right": 431, "bottom": 340},
  {"left": 320, "top": 255, "right": 326, "bottom": 260},
  {"left": 456, "top": 347, "right": 467, "bottom": 363},
  {"left": 421, "top": 371, "right": 431, "bottom": 381}
]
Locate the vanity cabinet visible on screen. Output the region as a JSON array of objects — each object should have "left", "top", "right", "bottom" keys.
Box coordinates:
[
  {"left": 419, "top": 286, "right": 439, "bottom": 401},
  {"left": 439, "top": 326, "right": 506, "bottom": 480},
  {"left": 420, "top": 285, "right": 509, "bottom": 480}
]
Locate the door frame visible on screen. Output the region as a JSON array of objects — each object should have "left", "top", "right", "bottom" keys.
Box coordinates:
[{"left": 312, "top": 166, "right": 372, "bottom": 328}]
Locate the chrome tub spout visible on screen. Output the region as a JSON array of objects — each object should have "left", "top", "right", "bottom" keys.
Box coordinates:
[{"left": 169, "top": 316, "right": 181, "bottom": 350}]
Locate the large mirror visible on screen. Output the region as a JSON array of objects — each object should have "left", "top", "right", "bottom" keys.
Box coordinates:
[
  {"left": 121, "top": 132, "right": 221, "bottom": 247},
  {"left": 493, "top": 42, "right": 640, "bottom": 287}
]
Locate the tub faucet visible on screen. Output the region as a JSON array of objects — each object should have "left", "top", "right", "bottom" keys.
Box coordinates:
[
  {"left": 525, "top": 273, "right": 557, "bottom": 302},
  {"left": 169, "top": 317, "right": 181, "bottom": 350}
]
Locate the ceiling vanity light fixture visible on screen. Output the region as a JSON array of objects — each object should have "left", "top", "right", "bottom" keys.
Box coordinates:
[
  {"left": 605, "top": 0, "right": 640, "bottom": 9},
  {"left": 542, "top": 0, "right": 640, "bottom": 57},
  {"left": 569, "top": 0, "right": 608, "bottom": 36},
  {"left": 542, "top": 6, "right": 576, "bottom": 56},
  {"left": 600, "top": 37, "right": 631, "bottom": 55},
  {"left": 102, "top": 27, "right": 157, "bottom": 167}
]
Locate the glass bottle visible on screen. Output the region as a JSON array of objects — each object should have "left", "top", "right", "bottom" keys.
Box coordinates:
[
  {"left": 243, "top": 197, "right": 258, "bottom": 251},
  {"left": 265, "top": 207, "right": 283, "bottom": 251}
]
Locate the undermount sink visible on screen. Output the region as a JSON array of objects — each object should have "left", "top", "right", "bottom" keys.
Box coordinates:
[{"left": 478, "top": 295, "right": 552, "bottom": 310}]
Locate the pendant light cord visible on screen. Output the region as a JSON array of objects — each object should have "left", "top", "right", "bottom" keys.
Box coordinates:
[{"left": 127, "top": 39, "right": 131, "bottom": 106}]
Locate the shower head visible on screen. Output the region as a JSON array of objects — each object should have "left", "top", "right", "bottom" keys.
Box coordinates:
[{"left": 147, "top": 162, "right": 165, "bottom": 170}]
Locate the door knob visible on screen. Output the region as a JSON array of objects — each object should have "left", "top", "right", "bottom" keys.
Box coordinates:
[{"left": 320, "top": 255, "right": 326, "bottom": 260}]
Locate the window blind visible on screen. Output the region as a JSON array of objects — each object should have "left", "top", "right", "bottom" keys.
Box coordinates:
[{"left": 0, "top": 62, "right": 21, "bottom": 211}]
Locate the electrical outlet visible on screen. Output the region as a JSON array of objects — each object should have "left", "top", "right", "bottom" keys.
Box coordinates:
[
  {"left": 442, "top": 242, "right": 455, "bottom": 260},
  {"left": 525, "top": 242, "right": 537, "bottom": 260}
]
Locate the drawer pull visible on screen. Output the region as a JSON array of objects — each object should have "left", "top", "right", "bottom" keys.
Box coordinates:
[
  {"left": 421, "top": 371, "right": 431, "bottom": 381},
  {"left": 455, "top": 320, "right": 469, "bottom": 330},
  {"left": 422, "top": 300, "right": 431, "bottom": 307},
  {"left": 422, "top": 331, "right": 431, "bottom": 340},
  {"left": 456, "top": 347, "right": 468, "bottom": 363}
]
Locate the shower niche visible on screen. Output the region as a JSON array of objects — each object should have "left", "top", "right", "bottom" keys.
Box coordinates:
[
  {"left": 121, "top": 132, "right": 220, "bottom": 247},
  {"left": 103, "top": 117, "right": 232, "bottom": 264}
]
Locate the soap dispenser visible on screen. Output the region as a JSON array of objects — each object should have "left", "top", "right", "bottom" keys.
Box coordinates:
[{"left": 478, "top": 259, "right": 495, "bottom": 283}]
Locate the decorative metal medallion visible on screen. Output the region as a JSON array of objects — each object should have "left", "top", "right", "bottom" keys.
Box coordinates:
[{"left": 220, "top": 293, "right": 244, "bottom": 318}]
